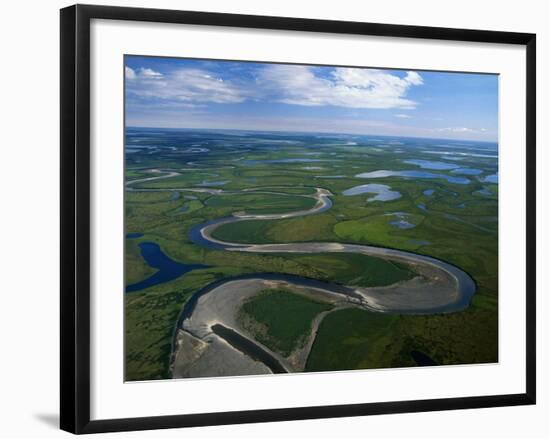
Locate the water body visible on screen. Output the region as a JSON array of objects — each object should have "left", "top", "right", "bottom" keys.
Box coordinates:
[
  {"left": 356, "top": 170, "right": 470, "bottom": 185},
  {"left": 481, "top": 174, "right": 498, "bottom": 184},
  {"left": 404, "top": 159, "right": 459, "bottom": 170},
  {"left": 126, "top": 232, "right": 144, "bottom": 239},
  {"left": 423, "top": 189, "right": 435, "bottom": 196},
  {"left": 474, "top": 188, "right": 492, "bottom": 196},
  {"left": 211, "top": 324, "right": 287, "bottom": 374},
  {"left": 126, "top": 242, "right": 209, "bottom": 293},
  {"left": 342, "top": 183, "right": 402, "bottom": 201},
  {"left": 390, "top": 219, "right": 416, "bottom": 229},
  {"left": 188, "top": 217, "right": 238, "bottom": 251},
  {"left": 451, "top": 168, "right": 483, "bottom": 176},
  {"left": 386, "top": 212, "right": 416, "bottom": 229},
  {"left": 197, "top": 180, "right": 230, "bottom": 186},
  {"left": 177, "top": 185, "right": 475, "bottom": 378},
  {"left": 181, "top": 147, "right": 209, "bottom": 153},
  {"left": 423, "top": 150, "right": 498, "bottom": 159},
  {"left": 410, "top": 350, "right": 438, "bottom": 366}
]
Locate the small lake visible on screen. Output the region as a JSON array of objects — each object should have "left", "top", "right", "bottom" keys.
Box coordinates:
[
  {"left": 404, "top": 159, "right": 459, "bottom": 170},
  {"left": 474, "top": 188, "right": 492, "bottom": 196},
  {"left": 386, "top": 212, "right": 416, "bottom": 229},
  {"left": 481, "top": 173, "right": 498, "bottom": 184},
  {"left": 197, "top": 180, "right": 230, "bottom": 186},
  {"left": 356, "top": 170, "right": 470, "bottom": 185},
  {"left": 423, "top": 189, "right": 434, "bottom": 196},
  {"left": 126, "top": 232, "right": 144, "bottom": 239},
  {"left": 451, "top": 168, "right": 483, "bottom": 176},
  {"left": 182, "top": 147, "right": 209, "bottom": 153},
  {"left": 390, "top": 219, "right": 415, "bottom": 229},
  {"left": 342, "top": 183, "right": 402, "bottom": 201},
  {"left": 422, "top": 150, "right": 498, "bottom": 159},
  {"left": 126, "top": 242, "right": 209, "bottom": 293}
]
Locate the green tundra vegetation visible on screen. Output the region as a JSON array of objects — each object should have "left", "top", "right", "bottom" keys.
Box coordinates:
[
  {"left": 237, "top": 288, "right": 333, "bottom": 356},
  {"left": 124, "top": 128, "right": 498, "bottom": 381}
]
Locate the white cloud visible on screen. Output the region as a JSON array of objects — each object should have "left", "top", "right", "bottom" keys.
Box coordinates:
[
  {"left": 435, "top": 127, "right": 488, "bottom": 133},
  {"left": 256, "top": 65, "right": 423, "bottom": 109},
  {"left": 404, "top": 71, "right": 423, "bottom": 86},
  {"left": 126, "top": 67, "right": 246, "bottom": 104},
  {"left": 394, "top": 114, "right": 412, "bottom": 118},
  {"left": 138, "top": 67, "right": 163, "bottom": 78},
  {"left": 126, "top": 64, "right": 423, "bottom": 109},
  {"left": 125, "top": 66, "right": 136, "bottom": 80}
]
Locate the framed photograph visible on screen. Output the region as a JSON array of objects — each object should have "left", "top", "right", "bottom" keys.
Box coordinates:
[{"left": 60, "top": 4, "right": 536, "bottom": 434}]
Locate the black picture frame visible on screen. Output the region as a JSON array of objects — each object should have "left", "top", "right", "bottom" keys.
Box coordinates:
[{"left": 60, "top": 4, "right": 536, "bottom": 434}]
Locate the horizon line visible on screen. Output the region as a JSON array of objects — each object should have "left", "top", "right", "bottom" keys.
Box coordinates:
[{"left": 126, "top": 125, "right": 498, "bottom": 144}]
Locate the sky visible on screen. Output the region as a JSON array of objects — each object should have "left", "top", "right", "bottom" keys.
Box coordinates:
[{"left": 125, "top": 55, "right": 499, "bottom": 141}]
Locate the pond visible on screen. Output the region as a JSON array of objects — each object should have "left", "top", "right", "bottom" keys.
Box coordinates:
[
  {"left": 126, "top": 232, "right": 144, "bottom": 239},
  {"left": 390, "top": 219, "right": 415, "bottom": 229},
  {"left": 481, "top": 173, "right": 498, "bottom": 184},
  {"left": 451, "top": 168, "right": 483, "bottom": 176},
  {"left": 126, "top": 242, "right": 209, "bottom": 293},
  {"left": 474, "top": 188, "right": 492, "bottom": 196},
  {"left": 355, "top": 170, "right": 470, "bottom": 185},
  {"left": 342, "top": 183, "right": 402, "bottom": 201},
  {"left": 386, "top": 212, "right": 417, "bottom": 229},
  {"left": 404, "top": 159, "right": 459, "bottom": 170},
  {"left": 197, "top": 180, "right": 230, "bottom": 186}
]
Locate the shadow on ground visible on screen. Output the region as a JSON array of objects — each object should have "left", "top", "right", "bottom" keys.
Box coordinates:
[{"left": 34, "top": 413, "right": 58, "bottom": 429}]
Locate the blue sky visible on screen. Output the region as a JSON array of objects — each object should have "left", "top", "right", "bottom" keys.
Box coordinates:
[{"left": 125, "top": 55, "right": 498, "bottom": 141}]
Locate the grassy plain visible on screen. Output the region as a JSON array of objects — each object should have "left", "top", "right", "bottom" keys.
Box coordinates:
[
  {"left": 124, "top": 128, "right": 499, "bottom": 380},
  {"left": 238, "top": 288, "right": 332, "bottom": 356}
]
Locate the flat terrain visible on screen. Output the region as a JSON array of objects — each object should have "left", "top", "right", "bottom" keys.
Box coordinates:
[
  {"left": 124, "top": 128, "right": 498, "bottom": 381},
  {"left": 238, "top": 288, "right": 333, "bottom": 356}
]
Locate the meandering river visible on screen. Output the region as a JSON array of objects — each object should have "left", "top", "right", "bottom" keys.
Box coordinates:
[{"left": 127, "top": 169, "right": 476, "bottom": 377}]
